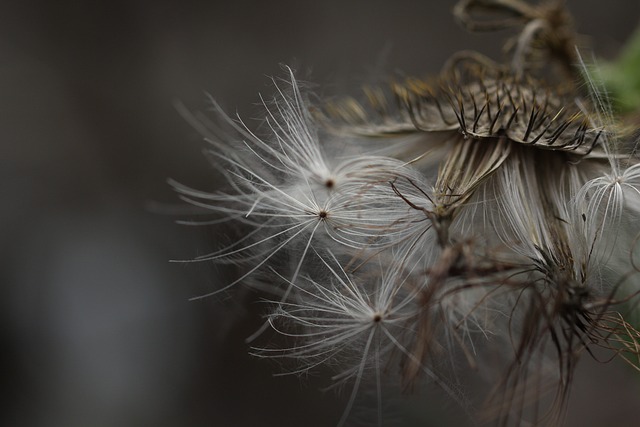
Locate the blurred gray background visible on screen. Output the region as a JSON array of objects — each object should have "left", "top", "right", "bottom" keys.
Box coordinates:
[{"left": 2, "top": 1, "right": 640, "bottom": 426}]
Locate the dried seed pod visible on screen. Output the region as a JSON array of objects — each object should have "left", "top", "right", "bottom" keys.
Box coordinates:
[
  {"left": 454, "top": 0, "right": 579, "bottom": 77},
  {"left": 324, "top": 57, "right": 603, "bottom": 157}
]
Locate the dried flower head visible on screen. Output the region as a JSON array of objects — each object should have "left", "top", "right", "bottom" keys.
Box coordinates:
[{"left": 174, "top": 0, "right": 640, "bottom": 425}]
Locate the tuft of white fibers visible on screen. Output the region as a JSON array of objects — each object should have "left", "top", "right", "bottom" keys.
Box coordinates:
[
  {"left": 172, "top": 68, "right": 455, "bottom": 304},
  {"left": 251, "top": 250, "right": 469, "bottom": 427}
]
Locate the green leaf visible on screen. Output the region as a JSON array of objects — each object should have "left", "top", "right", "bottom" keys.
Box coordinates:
[{"left": 599, "top": 26, "right": 640, "bottom": 113}]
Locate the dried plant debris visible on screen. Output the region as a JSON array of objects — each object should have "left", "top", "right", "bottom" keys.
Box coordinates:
[
  {"left": 174, "top": 0, "right": 640, "bottom": 425},
  {"left": 324, "top": 60, "right": 603, "bottom": 156}
]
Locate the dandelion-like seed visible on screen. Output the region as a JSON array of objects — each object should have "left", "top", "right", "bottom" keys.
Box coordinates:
[
  {"left": 174, "top": 0, "right": 640, "bottom": 425},
  {"left": 253, "top": 251, "right": 426, "bottom": 426}
]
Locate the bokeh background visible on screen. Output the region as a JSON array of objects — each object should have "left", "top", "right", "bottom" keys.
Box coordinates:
[{"left": 2, "top": 1, "right": 640, "bottom": 426}]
